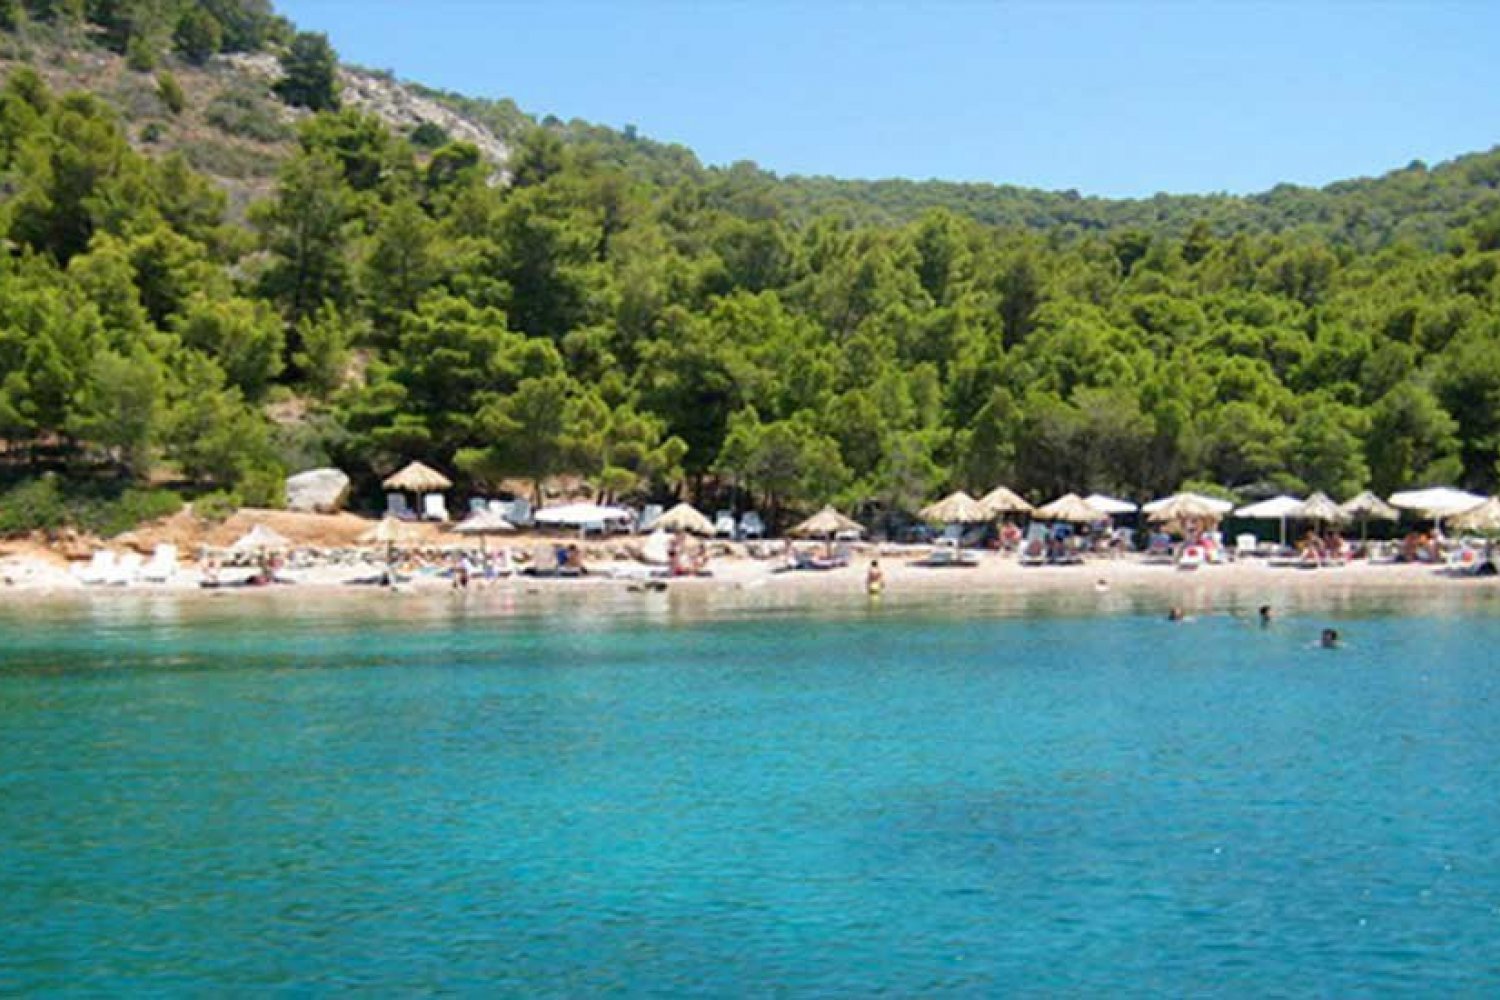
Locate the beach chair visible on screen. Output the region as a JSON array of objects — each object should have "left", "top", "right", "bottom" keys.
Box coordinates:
[
  {"left": 113, "top": 552, "right": 144, "bottom": 585},
  {"left": 1018, "top": 539, "right": 1046, "bottom": 567},
  {"left": 141, "top": 544, "right": 178, "bottom": 583},
  {"left": 468, "top": 497, "right": 489, "bottom": 515},
  {"left": 422, "top": 493, "right": 448, "bottom": 521},
  {"left": 75, "top": 550, "right": 117, "bottom": 585},
  {"left": 1176, "top": 544, "right": 1204, "bottom": 571},
  {"left": 1447, "top": 547, "right": 1482, "bottom": 575},
  {"left": 739, "top": 511, "right": 765, "bottom": 539},
  {"left": 385, "top": 493, "right": 411, "bottom": 518},
  {"left": 637, "top": 503, "right": 664, "bottom": 533},
  {"left": 714, "top": 510, "right": 737, "bottom": 538},
  {"left": 1235, "top": 534, "right": 1258, "bottom": 561},
  {"left": 508, "top": 498, "right": 534, "bottom": 528}
]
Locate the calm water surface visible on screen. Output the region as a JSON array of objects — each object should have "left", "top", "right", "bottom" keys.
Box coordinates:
[{"left": 2, "top": 587, "right": 1499, "bottom": 994}]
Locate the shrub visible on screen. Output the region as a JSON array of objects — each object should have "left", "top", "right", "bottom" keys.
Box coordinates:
[
  {"left": 237, "top": 466, "right": 285, "bottom": 508},
  {"left": 193, "top": 489, "right": 241, "bottom": 523},
  {"left": 156, "top": 70, "right": 185, "bottom": 115},
  {"left": 76, "top": 488, "right": 183, "bottom": 537},
  {"left": 410, "top": 120, "right": 448, "bottom": 149},
  {"left": 125, "top": 34, "right": 157, "bottom": 72},
  {"left": 205, "top": 85, "right": 293, "bottom": 143},
  {"left": 0, "top": 475, "right": 68, "bottom": 535}
]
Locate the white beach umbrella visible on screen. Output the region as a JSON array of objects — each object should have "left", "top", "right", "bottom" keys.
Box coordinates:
[
  {"left": 1084, "top": 493, "right": 1137, "bottom": 515},
  {"left": 1234, "top": 494, "right": 1303, "bottom": 548},
  {"left": 534, "top": 502, "right": 634, "bottom": 527},
  {"left": 1389, "top": 487, "right": 1488, "bottom": 519},
  {"left": 1448, "top": 497, "right": 1500, "bottom": 533}
]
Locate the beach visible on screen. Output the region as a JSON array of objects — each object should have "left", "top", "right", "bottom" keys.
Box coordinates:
[{"left": 1, "top": 506, "right": 1492, "bottom": 604}]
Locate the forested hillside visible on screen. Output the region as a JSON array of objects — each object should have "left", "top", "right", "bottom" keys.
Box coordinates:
[{"left": 1, "top": 0, "right": 1499, "bottom": 534}]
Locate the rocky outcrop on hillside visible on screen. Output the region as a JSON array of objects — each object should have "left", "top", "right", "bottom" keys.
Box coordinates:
[{"left": 221, "top": 53, "right": 510, "bottom": 172}]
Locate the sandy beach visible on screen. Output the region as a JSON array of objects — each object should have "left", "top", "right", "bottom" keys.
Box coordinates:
[{"left": 2, "top": 516, "right": 1493, "bottom": 607}]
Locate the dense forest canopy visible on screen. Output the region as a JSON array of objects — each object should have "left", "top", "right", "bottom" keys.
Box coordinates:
[{"left": 1, "top": 1, "right": 1499, "bottom": 532}]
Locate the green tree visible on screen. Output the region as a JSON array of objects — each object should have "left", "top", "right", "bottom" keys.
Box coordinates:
[
  {"left": 173, "top": 7, "right": 222, "bottom": 64},
  {"left": 172, "top": 293, "right": 286, "bottom": 400},
  {"left": 67, "top": 345, "right": 163, "bottom": 476},
  {"left": 252, "top": 151, "right": 354, "bottom": 322},
  {"left": 273, "top": 31, "right": 340, "bottom": 112},
  {"left": 1365, "top": 382, "right": 1462, "bottom": 494}
]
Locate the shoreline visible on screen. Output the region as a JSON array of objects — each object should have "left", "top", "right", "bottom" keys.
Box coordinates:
[{"left": 2, "top": 549, "right": 1494, "bottom": 606}]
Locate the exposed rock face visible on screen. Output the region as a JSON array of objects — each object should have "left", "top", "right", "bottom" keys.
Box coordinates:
[
  {"left": 220, "top": 54, "right": 511, "bottom": 175},
  {"left": 285, "top": 468, "right": 351, "bottom": 514}
]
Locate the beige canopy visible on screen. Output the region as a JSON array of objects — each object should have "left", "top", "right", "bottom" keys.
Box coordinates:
[
  {"left": 789, "top": 506, "right": 864, "bottom": 538},
  {"left": 1449, "top": 497, "right": 1500, "bottom": 532},
  {"left": 1293, "top": 491, "right": 1348, "bottom": 523},
  {"left": 1033, "top": 493, "right": 1105, "bottom": 524},
  {"left": 979, "top": 485, "right": 1033, "bottom": 516},
  {"left": 1147, "top": 493, "right": 1224, "bottom": 523},
  {"left": 358, "top": 515, "right": 424, "bottom": 545},
  {"left": 230, "top": 523, "right": 290, "bottom": 551},
  {"left": 382, "top": 461, "right": 452, "bottom": 493},
  {"left": 451, "top": 510, "right": 516, "bottom": 535},
  {"left": 920, "top": 491, "right": 990, "bottom": 524},
  {"left": 1339, "top": 491, "right": 1398, "bottom": 521},
  {"left": 654, "top": 502, "right": 715, "bottom": 536}
]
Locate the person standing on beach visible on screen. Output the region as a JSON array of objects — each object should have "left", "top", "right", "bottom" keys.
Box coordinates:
[{"left": 866, "top": 559, "right": 884, "bottom": 595}]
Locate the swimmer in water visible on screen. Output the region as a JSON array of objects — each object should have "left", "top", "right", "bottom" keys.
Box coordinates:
[
  {"left": 1320, "top": 627, "right": 1340, "bottom": 648},
  {"left": 1167, "top": 606, "right": 1185, "bottom": 622},
  {"left": 1259, "top": 604, "right": 1273, "bottom": 626}
]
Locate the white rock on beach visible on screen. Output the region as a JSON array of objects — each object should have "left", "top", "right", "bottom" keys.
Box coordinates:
[{"left": 285, "top": 468, "right": 352, "bottom": 514}]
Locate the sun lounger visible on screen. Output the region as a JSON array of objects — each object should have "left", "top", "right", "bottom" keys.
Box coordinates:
[
  {"left": 739, "top": 511, "right": 765, "bottom": 539},
  {"left": 73, "top": 551, "right": 116, "bottom": 585},
  {"left": 714, "top": 510, "right": 737, "bottom": 538},
  {"left": 637, "top": 503, "right": 664, "bottom": 533},
  {"left": 141, "top": 544, "right": 178, "bottom": 582},
  {"left": 1176, "top": 545, "right": 1205, "bottom": 571}
]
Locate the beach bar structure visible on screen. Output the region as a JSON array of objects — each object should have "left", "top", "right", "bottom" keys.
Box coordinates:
[{"left": 383, "top": 461, "right": 452, "bottom": 521}]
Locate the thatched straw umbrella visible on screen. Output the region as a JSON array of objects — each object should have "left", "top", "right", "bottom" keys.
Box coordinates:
[
  {"left": 1292, "top": 492, "right": 1348, "bottom": 524},
  {"left": 1449, "top": 497, "right": 1500, "bottom": 532},
  {"left": 382, "top": 461, "right": 452, "bottom": 493},
  {"left": 1339, "top": 490, "right": 1398, "bottom": 543},
  {"left": 653, "top": 502, "right": 715, "bottom": 536},
  {"left": 1032, "top": 493, "right": 1105, "bottom": 524},
  {"left": 359, "top": 515, "right": 424, "bottom": 568},
  {"left": 920, "top": 491, "right": 990, "bottom": 525},
  {"left": 230, "top": 523, "right": 290, "bottom": 552},
  {"left": 1146, "top": 493, "right": 1226, "bottom": 524},
  {"left": 451, "top": 509, "right": 515, "bottom": 553},
  {"left": 979, "top": 485, "right": 1033, "bottom": 517},
  {"left": 382, "top": 461, "right": 452, "bottom": 520},
  {"left": 789, "top": 506, "right": 864, "bottom": 539}
]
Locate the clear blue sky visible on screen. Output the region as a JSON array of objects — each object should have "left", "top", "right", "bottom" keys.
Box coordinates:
[{"left": 274, "top": 0, "right": 1500, "bottom": 199}]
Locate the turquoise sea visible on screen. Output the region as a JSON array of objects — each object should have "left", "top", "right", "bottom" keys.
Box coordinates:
[{"left": 2, "top": 587, "right": 1499, "bottom": 995}]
